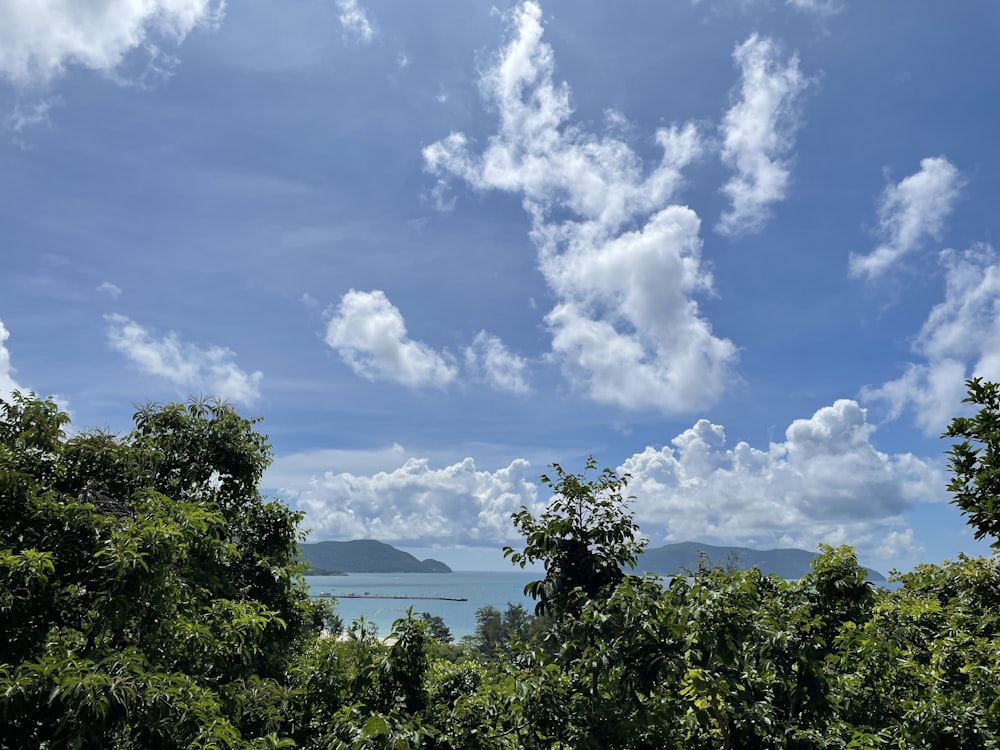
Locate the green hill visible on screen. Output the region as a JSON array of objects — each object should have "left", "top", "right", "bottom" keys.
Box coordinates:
[
  {"left": 636, "top": 541, "right": 886, "bottom": 582},
  {"left": 299, "top": 539, "right": 452, "bottom": 574}
]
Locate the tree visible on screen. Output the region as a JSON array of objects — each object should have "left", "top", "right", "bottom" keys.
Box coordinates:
[
  {"left": 472, "top": 602, "right": 534, "bottom": 655},
  {"left": 505, "top": 457, "right": 643, "bottom": 619},
  {"left": 0, "top": 392, "right": 324, "bottom": 749},
  {"left": 418, "top": 611, "right": 453, "bottom": 643},
  {"left": 944, "top": 377, "right": 1000, "bottom": 546}
]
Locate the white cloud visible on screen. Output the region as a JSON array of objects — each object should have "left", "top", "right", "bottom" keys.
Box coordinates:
[
  {"left": 336, "top": 0, "right": 374, "bottom": 44},
  {"left": 424, "top": 1, "right": 736, "bottom": 413},
  {"left": 464, "top": 332, "right": 530, "bottom": 393},
  {"left": 105, "top": 314, "right": 262, "bottom": 404},
  {"left": 325, "top": 289, "right": 457, "bottom": 388},
  {"left": 0, "top": 319, "right": 26, "bottom": 402},
  {"left": 620, "top": 399, "right": 943, "bottom": 562},
  {"left": 876, "top": 528, "right": 923, "bottom": 560},
  {"left": 272, "top": 399, "right": 939, "bottom": 565},
  {"left": 692, "top": 0, "right": 842, "bottom": 14},
  {"left": 264, "top": 443, "right": 410, "bottom": 491},
  {"left": 849, "top": 157, "right": 963, "bottom": 280},
  {"left": 863, "top": 244, "right": 1000, "bottom": 434},
  {"left": 786, "top": 0, "right": 843, "bottom": 15},
  {"left": 96, "top": 281, "right": 122, "bottom": 300},
  {"left": 0, "top": 0, "right": 223, "bottom": 88},
  {"left": 4, "top": 96, "right": 58, "bottom": 135},
  {"left": 716, "top": 34, "right": 809, "bottom": 237},
  {"left": 278, "top": 455, "right": 540, "bottom": 545}
]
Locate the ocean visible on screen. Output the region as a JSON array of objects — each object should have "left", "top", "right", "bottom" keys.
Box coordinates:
[{"left": 305, "top": 571, "right": 540, "bottom": 639}]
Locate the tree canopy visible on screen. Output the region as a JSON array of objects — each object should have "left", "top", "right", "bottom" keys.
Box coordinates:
[{"left": 2, "top": 380, "right": 1000, "bottom": 749}]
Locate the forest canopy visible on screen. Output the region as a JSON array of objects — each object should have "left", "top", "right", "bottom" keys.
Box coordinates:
[{"left": 2, "top": 381, "right": 999, "bottom": 749}]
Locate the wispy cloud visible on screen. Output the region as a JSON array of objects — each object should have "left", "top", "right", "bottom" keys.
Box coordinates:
[
  {"left": 425, "top": 1, "right": 737, "bottom": 413},
  {"left": 849, "top": 157, "right": 963, "bottom": 281},
  {"left": 325, "top": 289, "right": 457, "bottom": 388},
  {"left": 464, "top": 332, "right": 531, "bottom": 394},
  {"left": 4, "top": 96, "right": 58, "bottom": 137},
  {"left": 863, "top": 244, "right": 1000, "bottom": 434},
  {"left": 786, "top": 0, "right": 844, "bottom": 16},
  {"left": 336, "top": 0, "right": 375, "bottom": 44},
  {"left": 717, "top": 34, "right": 810, "bottom": 237},
  {"left": 96, "top": 281, "right": 122, "bottom": 300},
  {"left": 105, "top": 314, "right": 262, "bottom": 404},
  {"left": 0, "top": 0, "right": 223, "bottom": 88}
]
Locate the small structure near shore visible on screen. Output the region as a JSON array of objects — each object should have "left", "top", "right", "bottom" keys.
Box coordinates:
[{"left": 315, "top": 592, "right": 467, "bottom": 602}]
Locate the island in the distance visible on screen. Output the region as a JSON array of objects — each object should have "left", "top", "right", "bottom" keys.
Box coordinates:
[
  {"left": 636, "top": 542, "right": 886, "bottom": 582},
  {"left": 300, "top": 539, "right": 452, "bottom": 574}
]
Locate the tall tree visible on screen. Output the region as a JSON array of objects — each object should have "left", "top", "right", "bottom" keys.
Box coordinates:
[{"left": 0, "top": 392, "right": 324, "bottom": 749}]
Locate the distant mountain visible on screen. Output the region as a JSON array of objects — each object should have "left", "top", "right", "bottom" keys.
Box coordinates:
[
  {"left": 636, "top": 542, "right": 886, "bottom": 582},
  {"left": 299, "top": 539, "right": 452, "bottom": 574}
]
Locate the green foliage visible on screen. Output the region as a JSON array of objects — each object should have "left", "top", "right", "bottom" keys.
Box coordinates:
[
  {"left": 944, "top": 376, "right": 1000, "bottom": 546},
  {"left": 418, "top": 612, "right": 453, "bottom": 644},
  {"left": 0, "top": 392, "right": 324, "bottom": 749},
  {"left": 471, "top": 603, "right": 538, "bottom": 656},
  {"left": 5, "top": 384, "right": 1000, "bottom": 750},
  {"left": 505, "top": 457, "right": 643, "bottom": 618}
]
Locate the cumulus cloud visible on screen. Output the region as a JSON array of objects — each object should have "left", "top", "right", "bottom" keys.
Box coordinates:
[
  {"left": 336, "top": 0, "right": 375, "bottom": 44},
  {"left": 105, "top": 314, "right": 262, "bottom": 404},
  {"left": 863, "top": 244, "right": 1000, "bottom": 434},
  {"left": 0, "top": 0, "right": 223, "bottom": 88},
  {"left": 464, "top": 332, "right": 530, "bottom": 393},
  {"left": 716, "top": 34, "right": 809, "bottom": 237},
  {"left": 272, "top": 399, "right": 939, "bottom": 565},
  {"left": 849, "top": 157, "right": 963, "bottom": 280},
  {"left": 876, "top": 528, "right": 923, "bottom": 560},
  {"left": 424, "top": 1, "right": 736, "bottom": 413},
  {"left": 278, "top": 456, "right": 540, "bottom": 545},
  {"left": 620, "top": 399, "right": 943, "bottom": 559},
  {"left": 0, "top": 319, "right": 26, "bottom": 402},
  {"left": 325, "top": 289, "right": 457, "bottom": 388}
]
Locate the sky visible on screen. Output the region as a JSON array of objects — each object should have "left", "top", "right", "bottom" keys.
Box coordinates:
[{"left": 2, "top": 0, "right": 999, "bottom": 573}]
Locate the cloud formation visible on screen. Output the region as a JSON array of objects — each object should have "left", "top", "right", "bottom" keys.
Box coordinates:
[
  {"left": 97, "top": 281, "right": 122, "bottom": 300},
  {"left": 863, "top": 244, "right": 1000, "bottom": 434},
  {"left": 849, "top": 157, "right": 963, "bottom": 280},
  {"left": 325, "top": 289, "right": 457, "bottom": 388},
  {"left": 464, "top": 332, "right": 530, "bottom": 394},
  {"left": 0, "top": 319, "right": 26, "bottom": 402},
  {"left": 785, "top": 0, "right": 843, "bottom": 15},
  {"left": 336, "top": 0, "right": 375, "bottom": 44},
  {"left": 717, "top": 34, "right": 809, "bottom": 237},
  {"left": 424, "top": 1, "right": 737, "bottom": 413},
  {"left": 0, "top": 0, "right": 223, "bottom": 88},
  {"left": 105, "top": 314, "right": 262, "bottom": 404},
  {"left": 621, "top": 400, "right": 942, "bottom": 560},
  {"left": 280, "top": 456, "right": 540, "bottom": 545},
  {"left": 273, "top": 399, "right": 940, "bottom": 565}
]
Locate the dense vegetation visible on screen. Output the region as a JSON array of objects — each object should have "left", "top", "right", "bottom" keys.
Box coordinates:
[
  {"left": 2, "top": 380, "right": 999, "bottom": 748},
  {"left": 635, "top": 542, "right": 886, "bottom": 582}
]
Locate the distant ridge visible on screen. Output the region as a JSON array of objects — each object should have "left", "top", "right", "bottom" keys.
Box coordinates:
[
  {"left": 636, "top": 542, "right": 886, "bottom": 582},
  {"left": 300, "top": 539, "right": 452, "bottom": 574}
]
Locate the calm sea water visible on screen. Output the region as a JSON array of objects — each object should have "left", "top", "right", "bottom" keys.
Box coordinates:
[{"left": 305, "top": 571, "right": 539, "bottom": 639}]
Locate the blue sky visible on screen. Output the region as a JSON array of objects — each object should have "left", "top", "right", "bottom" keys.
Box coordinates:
[{"left": 2, "top": 0, "right": 998, "bottom": 572}]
